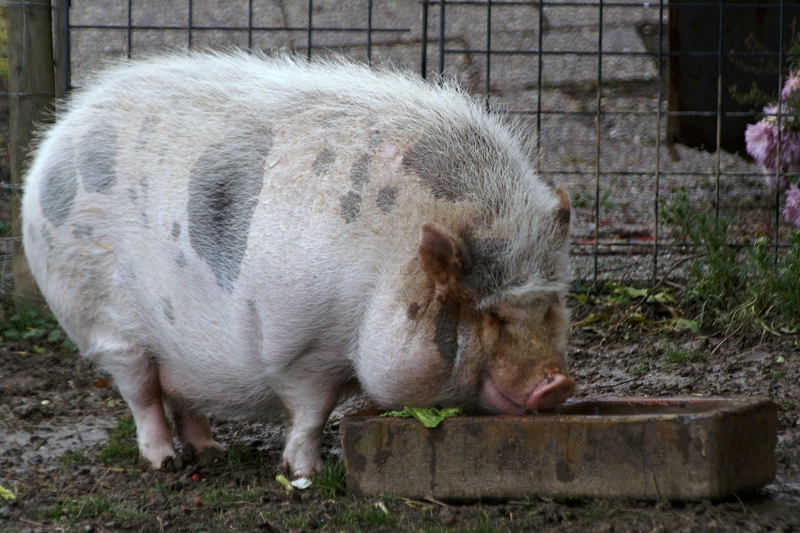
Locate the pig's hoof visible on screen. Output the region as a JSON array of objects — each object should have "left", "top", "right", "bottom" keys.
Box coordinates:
[
  {"left": 282, "top": 456, "right": 322, "bottom": 480},
  {"left": 181, "top": 442, "right": 225, "bottom": 467},
  {"left": 157, "top": 455, "right": 183, "bottom": 471}
]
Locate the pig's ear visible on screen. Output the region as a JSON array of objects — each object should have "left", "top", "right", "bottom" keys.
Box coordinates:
[
  {"left": 554, "top": 186, "right": 571, "bottom": 239},
  {"left": 418, "top": 223, "right": 460, "bottom": 297}
]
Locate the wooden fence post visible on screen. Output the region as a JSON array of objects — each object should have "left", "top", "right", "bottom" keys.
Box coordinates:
[{"left": 8, "top": 0, "right": 55, "bottom": 305}]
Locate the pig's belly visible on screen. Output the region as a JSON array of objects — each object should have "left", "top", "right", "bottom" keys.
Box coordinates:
[{"left": 153, "top": 345, "right": 286, "bottom": 419}]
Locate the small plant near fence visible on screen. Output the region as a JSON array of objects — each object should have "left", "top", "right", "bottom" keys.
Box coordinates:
[{"left": 662, "top": 188, "right": 800, "bottom": 334}]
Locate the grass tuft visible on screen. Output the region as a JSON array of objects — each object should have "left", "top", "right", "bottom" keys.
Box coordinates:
[
  {"left": 59, "top": 449, "right": 88, "bottom": 468},
  {"left": 98, "top": 416, "right": 139, "bottom": 466},
  {"left": 330, "top": 503, "right": 400, "bottom": 528},
  {"left": 315, "top": 460, "right": 347, "bottom": 498}
]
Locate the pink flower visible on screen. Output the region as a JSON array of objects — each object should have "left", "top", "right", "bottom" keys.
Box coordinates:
[
  {"left": 743, "top": 106, "right": 800, "bottom": 190},
  {"left": 784, "top": 128, "right": 800, "bottom": 175},
  {"left": 745, "top": 119, "right": 776, "bottom": 169},
  {"left": 782, "top": 71, "right": 800, "bottom": 102},
  {"left": 784, "top": 183, "right": 800, "bottom": 227}
]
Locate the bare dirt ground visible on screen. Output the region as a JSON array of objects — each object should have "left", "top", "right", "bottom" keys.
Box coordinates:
[{"left": 1, "top": 293, "right": 798, "bottom": 533}]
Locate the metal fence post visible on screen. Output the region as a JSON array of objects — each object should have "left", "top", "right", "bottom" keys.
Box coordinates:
[{"left": 8, "top": 0, "right": 55, "bottom": 305}]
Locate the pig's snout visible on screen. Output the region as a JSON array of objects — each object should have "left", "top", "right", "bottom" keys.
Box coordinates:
[
  {"left": 480, "top": 370, "right": 575, "bottom": 414},
  {"left": 526, "top": 374, "right": 575, "bottom": 411}
]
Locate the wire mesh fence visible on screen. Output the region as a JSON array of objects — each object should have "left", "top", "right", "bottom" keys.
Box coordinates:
[{"left": 4, "top": 0, "right": 799, "bottom": 290}]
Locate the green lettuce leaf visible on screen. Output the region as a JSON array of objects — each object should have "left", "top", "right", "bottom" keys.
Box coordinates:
[{"left": 380, "top": 406, "right": 462, "bottom": 428}]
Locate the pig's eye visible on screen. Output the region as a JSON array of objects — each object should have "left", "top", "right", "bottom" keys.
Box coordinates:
[
  {"left": 490, "top": 312, "right": 508, "bottom": 328},
  {"left": 479, "top": 313, "right": 502, "bottom": 349}
]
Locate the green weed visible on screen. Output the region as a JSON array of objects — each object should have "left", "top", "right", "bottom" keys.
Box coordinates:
[
  {"left": 473, "top": 512, "right": 504, "bottom": 533},
  {"left": 662, "top": 188, "right": 800, "bottom": 331},
  {"left": 600, "top": 176, "right": 618, "bottom": 210},
  {"left": 114, "top": 506, "right": 147, "bottom": 522},
  {"left": 42, "top": 493, "right": 146, "bottom": 525},
  {"left": 0, "top": 302, "right": 77, "bottom": 353},
  {"left": 282, "top": 510, "right": 316, "bottom": 529},
  {"left": 330, "top": 503, "right": 399, "bottom": 528},
  {"left": 151, "top": 480, "right": 177, "bottom": 496},
  {"left": 631, "top": 356, "right": 650, "bottom": 376},
  {"left": 49, "top": 493, "right": 114, "bottom": 519},
  {"left": 222, "top": 444, "right": 262, "bottom": 471},
  {"left": 98, "top": 416, "right": 139, "bottom": 466},
  {"left": 200, "top": 486, "right": 260, "bottom": 506},
  {"left": 315, "top": 460, "right": 347, "bottom": 498},
  {"left": 570, "top": 191, "right": 593, "bottom": 209},
  {"left": 59, "top": 449, "right": 88, "bottom": 468},
  {"left": 568, "top": 178, "right": 618, "bottom": 211}
]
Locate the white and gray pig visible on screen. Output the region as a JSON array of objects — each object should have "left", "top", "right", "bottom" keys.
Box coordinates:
[{"left": 22, "top": 52, "right": 575, "bottom": 478}]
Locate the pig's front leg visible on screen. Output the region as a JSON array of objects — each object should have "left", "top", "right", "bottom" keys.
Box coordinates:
[{"left": 279, "top": 374, "right": 342, "bottom": 479}]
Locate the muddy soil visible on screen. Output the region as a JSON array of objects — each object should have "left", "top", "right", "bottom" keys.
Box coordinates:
[{"left": 1, "top": 294, "right": 798, "bottom": 533}]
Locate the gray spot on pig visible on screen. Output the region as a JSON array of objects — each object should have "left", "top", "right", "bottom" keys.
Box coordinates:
[
  {"left": 461, "top": 235, "right": 509, "bottom": 297},
  {"left": 39, "top": 138, "right": 78, "bottom": 227},
  {"left": 41, "top": 226, "right": 53, "bottom": 249},
  {"left": 25, "top": 223, "right": 36, "bottom": 244},
  {"left": 118, "top": 262, "right": 136, "bottom": 285},
  {"left": 188, "top": 121, "right": 273, "bottom": 292},
  {"left": 245, "top": 300, "right": 263, "bottom": 363},
  {"left": 367, "top": 125, "right": 384, "bottom": 149},
  {"left": 312, "top": 148, "right": 335, "bottom": 176},
  {"left": 403, "top": 125, "right": 510, "bottom": 211},
  {"left": 340, "top": 191, "right": 361, "bottom": 223},
  {"left": 176, "top": 251, "right": 187, "bottom": 270},
  {"left": 135, "top": 115, "right": 160, "bottom": 151},
  {"left": 403, "top": 129, "right": 470, "bottom": 201},
  {"left": 171, "top": 222, "right": 181, "bottom": 240},
  {"left": 349, "top": 154, "right": 371, "bottom": 189},
  {"left": 162, "top": 298, "right": 175, "bottom": 325},
  {"left": 128, "top": 188, "right": 138, "bottom": 202},
  {"left": 376, "top": 185, "right": 398, "bottom": 214},
  {"left": 72, "top": 224, "right": 94, "bottom": 240},
  {"left": 157, "top": 145, "right": 169, "bottom": 165},
  {"left": 434, "top": 298, "right": 459, "bottom": 363},
  {"left": 78, "top": 124, "right": 118, "bottom": 194},
  {"left": 407, "top": 302, "right": 420, "bottom": 320}
]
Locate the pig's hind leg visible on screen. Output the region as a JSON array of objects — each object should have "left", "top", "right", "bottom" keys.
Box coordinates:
[
  {"left": 163, "top": 396, "right": 225, "bottom": 465},
  {"left": 93, "top": 339, "right": 178, "bottom": 469}
]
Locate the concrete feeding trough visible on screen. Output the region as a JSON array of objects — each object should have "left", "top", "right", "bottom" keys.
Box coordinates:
[{"left": 340, "top": 397, "right": 777, "bottom": 501}]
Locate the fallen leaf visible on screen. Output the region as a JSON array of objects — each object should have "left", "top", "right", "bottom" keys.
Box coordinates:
[
  {"left": 275, "top": 474, "right": 293, "bottom": 491},
  {"left": 0, "top": 485, "right": 15, "bottom": 501}
]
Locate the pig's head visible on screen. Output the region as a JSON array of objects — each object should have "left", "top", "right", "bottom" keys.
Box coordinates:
[{"left": 357, "top": 186, "right": 574, "bottom": 414}]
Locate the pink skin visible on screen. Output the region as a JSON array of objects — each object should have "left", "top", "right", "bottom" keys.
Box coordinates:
[{"left": 479, "top": 373, "right": 576, "bottom": 414}]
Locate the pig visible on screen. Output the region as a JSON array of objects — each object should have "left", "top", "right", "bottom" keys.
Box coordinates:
[{"left": 21, "top": 51, "right": 575, "bottom": 478}]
